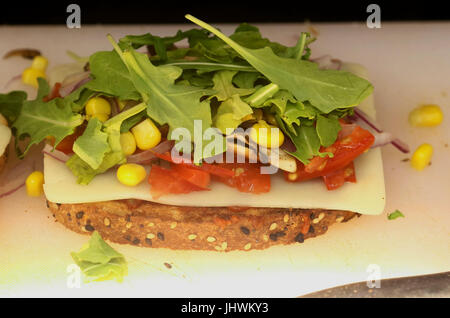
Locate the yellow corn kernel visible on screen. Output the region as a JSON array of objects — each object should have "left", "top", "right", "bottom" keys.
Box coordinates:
[
  {"left": 116, "top": 163, "right": 147, "bottom": 186},
  {"left": 410, "top": 143, "right": 433, "bottom": 171},
  {"left": 241, "top": 113, "right": 255, "bottom": 122},
  {"left": 409, "top": 104, "right": 443, "bottom": 127},
  {"left": 22, "top": 67, "right": 46, "bottom": 87},
  {"left": 85, "top": 97, "right": 111, "bottom": 117},
  {"left": 0, "top": 113, "right": 8, "bottom": 126},
  {"left": 131, "top": 118, "right": 161, "bottom": 150},
  {"left": 31, "top": 56, "right": 48, "bottom": 72},
  {"left": 120, "top": 131, "right": 137, "bottom": 156},
  {"left": 26, "top": 171, "right": 44, "bottom": 197},
  {"left": 91, "top": 113, "right": 110, "bottom": 122},
  {"left": 249, "top": 120, "right": 285, "bottom": 149}
]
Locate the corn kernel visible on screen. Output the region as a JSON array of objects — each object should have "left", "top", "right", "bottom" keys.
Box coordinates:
[
  {"left": 31, "top": 56, "right": 48, "bottom": 72},
  {"left": 120, "top": 132, "right": 137, "bottom": 156},
  {"left": 241, "top": 113, "right": 255, "bottom": 122},
  {"left": 85, "top": 97, "right": 111, "bottom": 117},
  {"left": 26, "top": 171, "right": 44, "bottom": 197},
  {"left": 91, "top": 113, "right": 110, "bottom": 122},
  {"left": 22, "top": 67, "right": 46, "bottom": 87},
  {"left": 409, "top": 104, "right": 443, "bottom": 127},
  {"left": 249, "top": 120, "right": 285, "bottom": 149},
  {"left": 131, "top": 118, "right": 161, "bottom": 150},
  {"left": 411, "top": 143, "right": 433, "bottom": 171},
  {"left": 116, "top": 163, "right": 147, "bottom": 186}
]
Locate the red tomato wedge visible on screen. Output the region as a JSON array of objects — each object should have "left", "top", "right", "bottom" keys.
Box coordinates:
[
  {"left": 148, "top": 165, "right": 208, "bottom": 199},
  {"left": 322, "top": 161, "right": 356, "bottom": 190},
  {"left": 43, "top": 82, "right": 62, "bottom": 102},
  {"left": 151, "top": 152, "right": 234, "bottom": 178},
  {"left": 286, "top": 125, "right": 374, "bottom": 185},
  {"left": 171, "top": 164, "right": 211, "bottom": 189},
  {"left": 53, "top": 124, "right": 86, "bottom": 155},
  {"left": 213, "top": 163, "right": 271, "bottom": 194}
]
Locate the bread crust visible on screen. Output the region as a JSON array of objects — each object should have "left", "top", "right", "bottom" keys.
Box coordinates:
[
  {"left": 0, "top": 153, "right": 6, "bottom": 175},
  {"left": 47, "top": 199, "right": 358, "bottom": 251}
]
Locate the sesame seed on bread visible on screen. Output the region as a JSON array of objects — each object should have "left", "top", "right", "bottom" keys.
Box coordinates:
[{"left": 47, "top": 199, "right": 357, "bottom": 251}]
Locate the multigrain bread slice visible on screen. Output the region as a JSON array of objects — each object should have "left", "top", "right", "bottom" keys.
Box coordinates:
[{"left": 47, "top": 199, "right": 358, "bottom": 251}]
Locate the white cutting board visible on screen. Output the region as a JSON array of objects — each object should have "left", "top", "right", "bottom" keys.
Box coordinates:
[{"left": 0, "top": 22, "right": 449, "bottom": 297}]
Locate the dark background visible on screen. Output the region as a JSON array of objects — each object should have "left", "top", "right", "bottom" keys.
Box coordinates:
[{"left": 1, "top": 0, "right": 449, "bottom": 24}]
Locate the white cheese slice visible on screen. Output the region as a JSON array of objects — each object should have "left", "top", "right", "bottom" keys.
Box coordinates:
[
  {"left": 0, "top": 125, "right": 11, "bottom": 156},
  {"left": 43, "top": 63, "right": 386, "bottom": 215}
]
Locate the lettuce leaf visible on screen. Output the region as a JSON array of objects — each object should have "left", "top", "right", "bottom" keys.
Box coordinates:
[
  {"left": 67, "top": 103, "right": 146, "bottom": 184},
  {"left": 71, "top": 231, "right": 127, "bottom": 283},
  {"left": 73, "top": 118, "right": 111, "bottom": 170},
  {"left": 13, "top": 79, "right": 84, "bottom": 156},
  {"left": 0, "top": 90, "right": 27, "bottom": 125},
  {"left": 213, "top": 95, "right": 253, "bottom": 133}
]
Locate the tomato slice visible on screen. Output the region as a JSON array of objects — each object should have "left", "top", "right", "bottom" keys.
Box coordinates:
[
  {"left": 322, "top": 161, "right": 356, "bottom": 190},
  {"left": 43, "top": 82, "right": 62, "bottom": 102},
  {"left": 286, "top": 125, "right": 374, "bottom": 183},
  {"left": 151, "top": 152, "right": 234, "bottom": 178},
  {"left": 213, "top": 162, "right": 271, "bottom": 194},
  {"left": 171, "top": 164, "right": 211, "bottom": 189},
  {"left": 148, "top": 165, "right": 207, "bottom": 199},
  {"left": 53, "top": 124, "right": 86, "bottom": 155}
]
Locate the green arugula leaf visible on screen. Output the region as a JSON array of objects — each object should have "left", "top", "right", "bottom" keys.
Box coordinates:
[
  {"left": 316, "top": 114, "right": 342, "bottom": 147},
  {"left": 276, "top": 115, "right": 324, "bottom": 164},
  {"left": 263, "top": 90, "right": 296, "bottom": 115},
  {"left": 73, "top": 118, "right": 111, "bottom": 170},
  {"left": 109, "top": 36, "right": 225, "bottom": 160},
  {"left": 387, "top": 210, "right": 405, "bottom": 220},
  {"left": 245, "top": 83, "right": 279, "bottom": 107},
  {"left": 13, "top": 78, "right": 84, "bottom": 156},
  {"left": 0, "top": 90, "right": 27, "bottom": 125},
  {"left": 71, "top": 231, "right": 127, "bottom": 283},
  {"left": 164, "top": 60, "right": 256, "bottom": 73},
  {"left": 232, "top": 71, "right": 261, "bottom": 89},
  {"left": 84, "top": 51, "right": 141, "bottom": 101},
  {"left": 213, "top": 94, "right": 253, "bottom": 133},
  {"left": 211, "top": 70, "right": 255, "bottom": 101},
  {"left": 186, "top": 15, "right": 373, "bottom": 113}
]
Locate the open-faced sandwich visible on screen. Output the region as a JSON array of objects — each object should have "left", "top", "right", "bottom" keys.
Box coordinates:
[{"left": 2, "top": 15, "right": 409, "bottom": 251}]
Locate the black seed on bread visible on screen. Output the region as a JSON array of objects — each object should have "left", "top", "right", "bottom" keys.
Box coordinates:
[{"left": 47, "top": 199, "right": 358, "bottom": 252}]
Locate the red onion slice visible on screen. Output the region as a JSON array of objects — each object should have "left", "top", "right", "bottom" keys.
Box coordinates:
[
  {"left": 59, "top": 71, "right": 91, "bottom": 97},
  {"left": 353, "top": 108, "right": 410, "bottom": 153},
  {"left": 42, "top": 144, "right": 70, "bottom": 162},
  {"left": 127, "top": 140, "right": 175, "bottom": 164},
  {"left": 4, "top": 74, "right": 22, "bottom": 90},
  {"left": 0, "top": 182, "right": 24, "bottom": 199}
]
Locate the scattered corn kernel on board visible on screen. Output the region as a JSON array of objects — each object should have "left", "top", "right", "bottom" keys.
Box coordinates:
[{"left": 1, "top": 22, "right": 449, "bottom": 297}]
